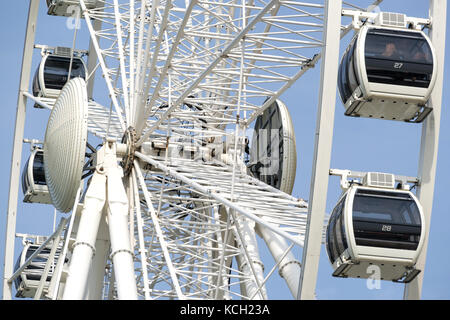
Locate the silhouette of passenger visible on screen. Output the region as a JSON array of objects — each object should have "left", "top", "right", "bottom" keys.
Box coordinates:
[{"left": 382, "top": 43, "right": 397, "bottom": 57}]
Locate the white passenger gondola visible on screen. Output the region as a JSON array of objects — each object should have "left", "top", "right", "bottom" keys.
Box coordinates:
[
  {"left": 22, "top": 147, "right": 52, "bottom": 204},
  {"left": 326, "top": 172, "right": 425, "bottom": 283},
  {"left": 338, "top": 16, "right": 436, "bottom": 122},
  {"left": 14, "top": 239, "right": 62, "bottom": 298},
  {"left": 32, "top": 47, "right": 87, "bottom": 100}
]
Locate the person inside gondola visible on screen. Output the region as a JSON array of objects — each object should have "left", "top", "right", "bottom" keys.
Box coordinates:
[{"left": 382, "top": 42, "right": 397, "bottom": 57}]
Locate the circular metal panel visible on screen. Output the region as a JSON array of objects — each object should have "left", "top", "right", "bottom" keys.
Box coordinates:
[{"left": 44, "top": 77, "right": 88, "bottom": 213}]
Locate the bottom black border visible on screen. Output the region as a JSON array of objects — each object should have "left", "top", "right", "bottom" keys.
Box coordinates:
[{"left": 1, "top": 299, "right": 449, "bottom": 318}]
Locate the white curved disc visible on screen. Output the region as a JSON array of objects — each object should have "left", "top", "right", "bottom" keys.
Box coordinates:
[
  {"left": 250, "top": 99, "right": 297, "bottom": 195},
  {"left": 44, "top": 77, "right": 88, "bottom": 213},
  {"left": 276, "top": 99, "right": 297, "bottom": 194}
]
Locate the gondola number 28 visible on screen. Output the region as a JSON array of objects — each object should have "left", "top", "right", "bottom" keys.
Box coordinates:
[{"left": 382, "top": 225, "right": 392, "bottom": 232}]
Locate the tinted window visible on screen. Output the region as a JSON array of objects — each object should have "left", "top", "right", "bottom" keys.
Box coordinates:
[
  {"left": 44, "top": 56, "right": 86, "bottom": 90},
  {"left": 338, "top": 50, "right": 350, "bottom": 103},
  {"left": 364, "top": 29, "right": 433, "bottom": 88},
  {"left": 365, "top": 29, "right": 433, "bottom": 64},
  {"left": 352, "top": 191, "right": 421, "bottom": 225},
  {"left": 33, "top": 151, "right": 47, "bottom": 185},
  {"left": 326, "top": 209, "right": 338, "bottom": 264},
  {"left": 352, "top": 190, "right": 421, "bottom": 250},
  {"left": 327, "top": 195, "right": 347, "bottom": 264},
  {"left": 22, "top": 158, "right": 30, "bottom": 195},
  {"left": 334, "top": 196, "right": 348, "bottom": 257},
  {"left": 32, "top": 68, "right": 41, "bottom": 97},
  {"left": 338, "top": 39, "right": 357, "bottom": 104}
]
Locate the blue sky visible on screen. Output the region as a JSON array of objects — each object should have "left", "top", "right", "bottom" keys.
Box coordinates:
[{"left": 1, "top": 0, "right": 449, "bottom": 300}]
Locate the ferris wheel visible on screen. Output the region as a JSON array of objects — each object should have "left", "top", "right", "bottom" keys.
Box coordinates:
[{"left": 3, "top": 0, "right": 447, "bottom": 300}]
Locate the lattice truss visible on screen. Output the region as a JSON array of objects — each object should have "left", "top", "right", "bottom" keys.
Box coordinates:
[{"left": 54, "top": 0, "right": 376, "bottom": 299}]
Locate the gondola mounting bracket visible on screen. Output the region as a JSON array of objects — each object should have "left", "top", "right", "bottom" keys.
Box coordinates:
[
  {"left": 330, "top": 169, "right": 419, "bottom": 191},
  {"left": 342, "top": 9, "right": 430, "bottom": 31}
]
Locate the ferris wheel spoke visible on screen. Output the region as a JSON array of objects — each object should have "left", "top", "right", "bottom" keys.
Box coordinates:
[
  {"left": 133, "top": 150, "right": 283, "bottom": 299},
  {"left": 81, "top": 0, "right": 127, "bottom": 132},
  {"left": 82, "top": 0, "right": 374, "bottom": 141},
  {"left": 137, "top": 0, "right": 280, "bottom": 145},
  {"left": 132, "top": 148, "right": 317, "bottom": 299},
  {"left": 82, "top": 0, "right": 329, "bottom": 143},
  {"left": 135, "top": 0, "right": 199, "bottom": 135},
  {"left": 130, "top": 168, "right": 152, "bottom": 299},
  {"left": 136, "top": 0, "right": 328, "bottom": 147},
  {"left": 112, "top": 0, "right": 131, "bottom": 124},
  {"left": 135, "top": 152, "right": 309, "bottom": 245},
  {"left": 134, "top": 161, "right": 186, "bottom": 299}
]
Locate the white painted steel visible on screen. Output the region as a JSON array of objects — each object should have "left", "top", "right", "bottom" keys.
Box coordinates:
[
  {"left": 79, "top": 0, "right": 126, "bottom": 132},
  {"left": 8, "top": 0, "right": 445, "bottom": 302},
  {"left": 106, "top": 157, "right": 138, "bottom": 300},
  {"left": 46, "top": 187, "right": 83, "bottom": 300},
  {"left": 62, "top": 171, "right": 106, "bottom": 299},
  {"left": 33, "top": 219, "right": 67, "bottom": 300},
  {"left": 404, "top": 0, "right": 447, "bottom": 300},
  {"left": 3, "top": 0, "right": 40, "bottom": 300},
  {"left": 84, "top": 215, "right": 110, "bottom": 300},
  {"left": 256, "top": 224, "right": 301, "bottom": 299},
  {"left": 298, "top": 0, "right": 342, "bottom": 300}
]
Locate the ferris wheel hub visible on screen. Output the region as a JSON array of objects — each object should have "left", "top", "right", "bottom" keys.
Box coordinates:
[{"left": 120, "top": 126, "right": 138, "bottom": 176}]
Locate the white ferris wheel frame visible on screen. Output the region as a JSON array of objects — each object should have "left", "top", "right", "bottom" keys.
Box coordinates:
[{"left": 2, "top": 0, "right": 447, "bottom": 301}]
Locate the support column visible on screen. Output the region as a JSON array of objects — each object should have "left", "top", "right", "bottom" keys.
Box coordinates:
[
  {"left": 62, "top": 171, "right": 106, "bottom": 300},
  {"left": 2, "top": 0, "right": 40, "bottom": 300},
  {"left": 106, "top": 165, "right": 138, "bottom": 300},
  {"left": 234, "top": 216, "right": 266, "bottom": 300},
  {"left": 84, "top": 214, "right": 110, "bottom": 300},
  {"left": 257, "top": 224, "right": 300, "bottom": 299},
  {"left": 297, "top": 0, "right": 342, "bottom": 300},
  {"left": 404, "top": 0, "right": 447, "bottom": 300}
]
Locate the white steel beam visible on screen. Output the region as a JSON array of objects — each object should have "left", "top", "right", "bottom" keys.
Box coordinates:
[
  {"left": 2, "top": 0, "right": 40, "bottom": 300},
  {"left": 33, "top": 218, "right": 68, "bottom": 300},
  {"left": 80, "top": 0, "right": 126, "bottom": 132},
  {"left": 62, "top": 170, "right": 107, "bottom": 300},
  {"left": 106, "top": 162, "right": 138, "bottom": 300},
  {"left": 136, "top": 0, "right": 280, "bottom": 147},
  {"left": 404, "top": 0, "right": 447, "bottom": 300},
  {"left": 297, "top": 0, "right": 342, "bottom": 300},
  {"left": 130, "top": 169, "right": 151, "bottom": 300},
  {"left": 136, "top": 0, "right": 197, "bottom": 136},
  {"left": 112, "top": 0, "right": 131, "bottom": 123},
  {"left": 135, "top": 152, "right": 305, "bottom": 247},
  {"left": 86, "top": 5, "right": 103, "bottom": 99},
  {"left": 245, "top": 0, "right": 384, "bottom": 126},
  {"left": 84, "top": 214, "right": 110, "bottom": 300},
  {"left": 134, "top": 161, "right": 186, "bottom": 299}
]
